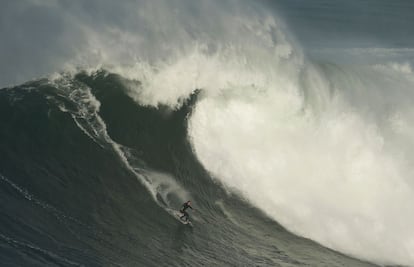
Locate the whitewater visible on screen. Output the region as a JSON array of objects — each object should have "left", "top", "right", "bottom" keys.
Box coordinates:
[{"left": 1, "top": 0, "right": 414, "bottom": 266}]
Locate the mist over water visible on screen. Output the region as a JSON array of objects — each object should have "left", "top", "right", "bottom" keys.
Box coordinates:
[{"left": 1, "top": 0, "right": 414, "bottom": 266}]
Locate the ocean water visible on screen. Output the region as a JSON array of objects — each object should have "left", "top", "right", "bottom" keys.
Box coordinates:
[{"left": 1, "top": 0, "right": 414, "bottom": 266}]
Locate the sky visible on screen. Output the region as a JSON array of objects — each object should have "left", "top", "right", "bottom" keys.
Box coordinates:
[{"left": 1, "top": 0, "right": 414, "bottom": 87}]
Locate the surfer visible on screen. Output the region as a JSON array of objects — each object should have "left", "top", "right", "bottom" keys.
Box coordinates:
[{"left": 179, "top": 200, "right": 193, "bottom": 222}]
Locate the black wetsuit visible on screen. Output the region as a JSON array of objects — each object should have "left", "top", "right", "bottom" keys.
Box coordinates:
[{"left": 179, "top": 202, "right": 192, "bottom": 221}]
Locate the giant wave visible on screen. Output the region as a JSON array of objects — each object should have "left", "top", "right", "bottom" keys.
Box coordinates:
[{"left": 1, "top": 0, "right": 414, "bottom": 266}]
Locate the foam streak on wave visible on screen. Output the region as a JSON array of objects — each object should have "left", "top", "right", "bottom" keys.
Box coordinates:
[{"left": 46, "top": 75, "right": 190, "bottom": 209}]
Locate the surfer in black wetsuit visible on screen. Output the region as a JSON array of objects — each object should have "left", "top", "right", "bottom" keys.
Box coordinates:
[{"left": 179, "top": 201, "right": 193, "bottom": 222}]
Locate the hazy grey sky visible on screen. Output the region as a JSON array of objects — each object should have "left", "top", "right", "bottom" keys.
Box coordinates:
[{"left": 1, "top": 0, "right": 413, "bottom": 87}]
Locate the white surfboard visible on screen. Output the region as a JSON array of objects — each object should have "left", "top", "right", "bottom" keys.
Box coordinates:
[{"left": 175, "top": 211, "right": 193, "bottom": 226}]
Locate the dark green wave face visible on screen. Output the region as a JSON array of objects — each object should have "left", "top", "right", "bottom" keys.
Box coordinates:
[{"left": 0, "top": 71, "right": 378, "bottom": 267}]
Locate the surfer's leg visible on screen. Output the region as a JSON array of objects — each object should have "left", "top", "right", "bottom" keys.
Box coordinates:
[{"left": 181, "top": 211, "right": 189, "bottom": 221}]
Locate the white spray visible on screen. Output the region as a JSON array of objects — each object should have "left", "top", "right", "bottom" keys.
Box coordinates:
[{"left": 109, "top": 2, "right": 414, "bottom": 266}]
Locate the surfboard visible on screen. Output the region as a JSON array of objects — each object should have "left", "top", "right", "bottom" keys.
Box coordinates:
[{"left": 175, "top": 211, "right": 193, "bottom": 226}]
